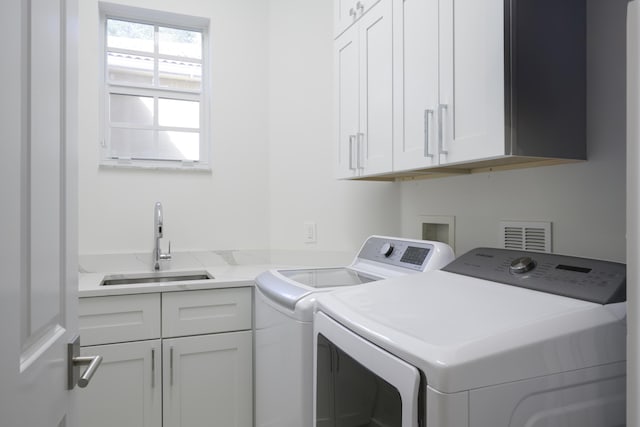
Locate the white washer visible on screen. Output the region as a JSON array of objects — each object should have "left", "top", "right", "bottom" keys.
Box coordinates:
[
  {"left": 254, "top": 236, "right": 455, "bottom": 427},
  {"left": 314, "top": 248, "right": 627, "bottom": 427}
]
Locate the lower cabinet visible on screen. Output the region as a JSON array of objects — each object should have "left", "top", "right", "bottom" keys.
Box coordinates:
[
  {"left": 163, "top": 332, "right": 253, "bottom": 427},
  {"left": 78, "top": 340, "right": 162, "bottom": 427},
  {"left": 78, "top": 288, "right": 253, "bottom": 427}
]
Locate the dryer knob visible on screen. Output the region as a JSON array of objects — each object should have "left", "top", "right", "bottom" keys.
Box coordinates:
[
  {"left": 380, "top": 243, "right": 394, "bottom": 257},
  {"left": 510, "top": 256, "right": 536, "bottom": 274}
]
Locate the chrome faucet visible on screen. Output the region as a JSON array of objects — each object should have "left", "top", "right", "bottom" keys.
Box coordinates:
[{"left": 153, "top": 202, "right": 172, "bottom": 270}]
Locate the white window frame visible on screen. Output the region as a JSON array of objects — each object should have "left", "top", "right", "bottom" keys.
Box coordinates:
[{"left": 98, "top": 2, "right": 211, "bottom": 171}]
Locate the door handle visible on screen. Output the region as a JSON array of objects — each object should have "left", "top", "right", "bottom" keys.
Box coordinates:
[{"left": 67, "top": 336, "right": 103, "bottom": 389}]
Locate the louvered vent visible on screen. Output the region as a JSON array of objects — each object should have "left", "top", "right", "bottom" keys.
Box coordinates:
[{"left": 500, "top": 221, "right": 551, "bottom": 253}]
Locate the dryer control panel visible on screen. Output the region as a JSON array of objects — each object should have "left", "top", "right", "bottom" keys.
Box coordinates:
[
  {"left": 443, "top": 248, "right": 626, "bottom": 304},
  {"left": 356, "top": 236, "right": 449, "bottom": 272}
]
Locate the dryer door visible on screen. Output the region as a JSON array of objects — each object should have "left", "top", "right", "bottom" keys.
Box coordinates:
[{"left": 314, "top": 312, "right": 421, "bottom": 427}]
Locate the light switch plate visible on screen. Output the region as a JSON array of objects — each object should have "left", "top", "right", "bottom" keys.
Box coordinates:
[{"left": 304, "top": 221, "right": 317, "bottom": 243}]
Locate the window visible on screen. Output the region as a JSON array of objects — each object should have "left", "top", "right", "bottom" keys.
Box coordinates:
[{"left": 99, "top": 3, "right": 210, "bottom": 170}]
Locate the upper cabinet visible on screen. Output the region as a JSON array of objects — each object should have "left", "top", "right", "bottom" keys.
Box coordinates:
[
  {"left": 336, "top": 0, "right": 393, "bottom": 178},
  {"left": 337, "top": 0, "right": 587, "bottom": 180},
  {"left": 334, "top": 0, "right": 383, "bottom": 38}
]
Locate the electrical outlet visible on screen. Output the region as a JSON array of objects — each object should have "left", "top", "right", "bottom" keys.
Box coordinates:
[{"left": 304, "top": 221, "right": 317, "bottom": 243}]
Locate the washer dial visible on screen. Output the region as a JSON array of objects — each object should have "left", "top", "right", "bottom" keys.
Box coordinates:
[
  {"left": 380, "top": 243, "right": 395, "bottom": 257},
  {"left": 510, "top": 256, "right": 537, "bottom": 274}
]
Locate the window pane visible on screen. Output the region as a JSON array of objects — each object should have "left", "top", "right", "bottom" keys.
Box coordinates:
[
  {"left": 158, "top": 99, "right": 199, "bottom": 128},
  {"left": 107, "top": 19, "right": 154, "bottom": 53},
  {"left": 110, "top": 128, "right": 155, "bottom": 159},
  {"left": 159, "top": 60, "right": 202, "bottom": 90},
  {"left": 158, "top": 131, "right": 200, "bottom": 161},
  {"left": 108, "top": 52, "right": 154, "bottom": 85},
  {"left": 159, "top": 26, "right": 202, "bottom": 59},
  {"left": 110, "top": 94, "right": 154, "bottom": 125}
]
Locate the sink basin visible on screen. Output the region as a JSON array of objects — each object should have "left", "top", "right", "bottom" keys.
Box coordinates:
[{"left": 101, "top": 271, "right": 214, "bottom": 286}]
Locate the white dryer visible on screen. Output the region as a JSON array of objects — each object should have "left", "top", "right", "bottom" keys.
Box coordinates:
[
  {"left": 314, "top": 248, "right": 627, "bottom": 427},
  {"left": 254, "top": 236, "right": 455, "bottom": 427}
]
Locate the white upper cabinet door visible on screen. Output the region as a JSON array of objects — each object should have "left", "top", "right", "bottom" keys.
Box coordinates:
[
  {"left": 335, "top": 25, "right": 361, "bottom": 179},
  {"left": 358, "top": 0, "right": 393, "bottom": 176},
  {"left": 438, "top": 0, "right": 505, "bottom": 165},
  {"left": 393, "top": 0, "right": 440, "bottom": 171},
  {"left": 335, "top": 0, "right": 358, "bottom": 37},
  {"left": 334, "top": 0, "right": 383, "bottom": 38}
]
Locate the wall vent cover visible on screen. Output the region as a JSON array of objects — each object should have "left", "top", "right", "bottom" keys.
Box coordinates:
[{"left": 500, "top": 221, "right": 551, "bottom": 253}]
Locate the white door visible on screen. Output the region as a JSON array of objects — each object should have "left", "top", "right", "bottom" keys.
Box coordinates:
[
  {"left": 358, "top": 0, "right": 393, "bottom": 176},
  {"left": 0, "top": 0, "right": 80, "bottom": 426},
  {"left": 438, "top": 0, "right": 505, "bottom": 165},
  {"left": 392, "top": 0, "right": 440, "bottom": 171}
]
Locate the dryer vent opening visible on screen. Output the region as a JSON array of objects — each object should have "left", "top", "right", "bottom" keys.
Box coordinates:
[{"left": 500, "top": 221, "right": 552, "bottom": 253}]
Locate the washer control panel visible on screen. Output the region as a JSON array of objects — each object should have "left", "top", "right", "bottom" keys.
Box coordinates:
[
  {"left": 357, "top": 236, "right": 438, "bottom": 272},
  {"left": 443, "top": 248, "right": 626, "bottom": 304}
]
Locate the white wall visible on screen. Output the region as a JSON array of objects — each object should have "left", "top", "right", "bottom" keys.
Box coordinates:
[
  {"left": 80, "top": 0, "right": 626, "bottom": 262},
  {"left": 266, "top": 0, "right": 400, "bottom": 253},
  {"left": 78, "top": 0, "right": 272, "bottom": 254},
  {"left": 79, "top": 0, "right": 400, "bottom": 256},
  {"left": 400, "top": 0, "right": 628, "bottom": 262}
]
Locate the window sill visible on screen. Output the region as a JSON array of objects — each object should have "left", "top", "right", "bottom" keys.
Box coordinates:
[{"left": 99, "top": 159, "right": 212, "bottom": 172}]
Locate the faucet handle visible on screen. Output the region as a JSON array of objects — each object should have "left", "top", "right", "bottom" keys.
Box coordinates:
[{"left": 160, "top": 241, "right": 172, "bottom": 261}]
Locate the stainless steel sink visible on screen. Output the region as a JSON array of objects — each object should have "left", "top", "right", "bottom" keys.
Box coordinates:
[{"left": 100, "top": 271, "right": 214, "bottom": 286}]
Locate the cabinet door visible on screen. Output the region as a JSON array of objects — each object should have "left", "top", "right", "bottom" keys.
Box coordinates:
[
  {"left": 334, "top": 0, "right": 356, "bottom": 37},
  {"left": 334, "top": 0, "right": 383, "bottom": 38},
  {"left": 438, "top": 0, "right": 505, "bottom": 164},
  {"left": 358, "top": 0, "right": 393, "bottom": 176},
  {"left": 393, "top": 0, "right": 440, "bottom": 171},
  {"left": 163, "top": 331, "right": 253, "bottom": 427},
  {"left": 78, "top": 340, "right": 162, "bottom": 427},
  {"left": 335, "top": 25, "right": 361, "bottom": 179}
]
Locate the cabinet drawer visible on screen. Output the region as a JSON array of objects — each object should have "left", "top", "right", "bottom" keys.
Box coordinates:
[
  {"left": 162, "top": 288, "right": 252, "bottom": 338},
  {"left": 79, "top": 293, "right": 161, "bottom": 346}
]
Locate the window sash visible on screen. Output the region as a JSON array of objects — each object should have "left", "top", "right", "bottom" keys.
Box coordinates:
[{"left": 99, "top": 6, "right": 210, "bottom": 169}]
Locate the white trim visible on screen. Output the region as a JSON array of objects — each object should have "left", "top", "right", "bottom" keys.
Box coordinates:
[{"left": 99, "top": 1, "right": 209, "bottom": 30}]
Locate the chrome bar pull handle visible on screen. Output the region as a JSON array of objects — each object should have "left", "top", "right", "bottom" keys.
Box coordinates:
[
  {"left": 424, "top": 109, "right": 435, "bottom": 158},
  {"left": 348, "top": 135, "right": 357, "bottom": 170},
  {"left": 151, "top": 348, "right": 155, "bottom": 388},
  {"left": 170, "top": 347, "right": 174, "bottom": 386},
  {"left": 357, "top": 133, "right": 365, "bottom": 170},
  {"left": 349, "top": 7, "right": 356, "bottom": 18},
  {"left": 356, "top": 1, "right": 365, "bottom": 13},
  {"left": 438, "top": 104, "right": 448, "bottom": 155}
]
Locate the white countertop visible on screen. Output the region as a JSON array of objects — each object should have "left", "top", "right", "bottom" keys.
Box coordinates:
[{"left": 79, "top": 249, "right": 353, "bottom": 297}]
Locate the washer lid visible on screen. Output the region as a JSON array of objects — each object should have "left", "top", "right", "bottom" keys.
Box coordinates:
[
  {"left": 279, "top": 268, "right": 377, "bottom": 288},
  {"left": 256, "top": 267, "right": 378, "bottom": 311},
  {"left": 315, "top": 270, "right": 626, "bottom": 393}
]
